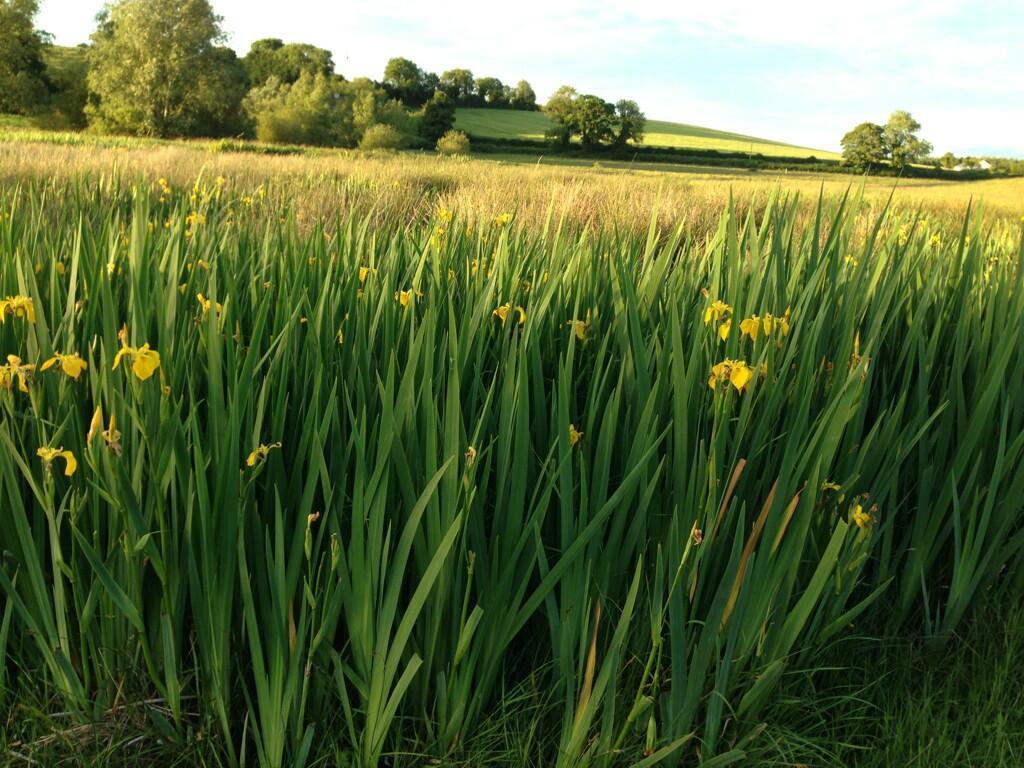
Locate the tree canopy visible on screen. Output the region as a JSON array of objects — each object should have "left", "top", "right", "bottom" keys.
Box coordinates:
[
  {"left": 0, "top": 0, "right": 50, "bottom": 114},
  {"left": 243, "top": 39, "right": 335, "bottom": 88},
  {"left": 86, "top": 0, "right": 241, "bottom": 137},
  {"left": 841, "top": 111, "right": 933, "bottom": 171},
  {"left": 840, "top": 122, "right": 886, "bottom": 171},
  {"left": 544, "top": 87, "right": 645, "bottom": 150}
]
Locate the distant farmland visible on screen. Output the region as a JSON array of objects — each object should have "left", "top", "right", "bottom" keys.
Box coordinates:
[{"left": 455, "top": 107, "right": 842, "bottom": 159}]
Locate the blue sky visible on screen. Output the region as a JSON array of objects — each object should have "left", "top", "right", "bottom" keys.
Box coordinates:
[{"left": 37, "top": 0, "right": 1024, "bottom": 157}]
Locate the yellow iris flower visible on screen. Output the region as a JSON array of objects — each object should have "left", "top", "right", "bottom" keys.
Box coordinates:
[
  {"left": 41, "top": 353, "right": 88, "bottom": 380},
  {"left": 246, "top": 442, "right": 282, "bottom": 467},
  {"left": 708, "top": 359, "right": 756, "bottom": 392},
  {"left": 37, "top": 446, "right": 77, "bottom": 477},
  {"left": 112, "top": 343, "right": 162, "bottom": 381},
  {"left": 1, "top": 355, "right": 35, "bottom": 392},
  {"left": 568, "top": 424, "right": 583, "bottom": 446},
  {"left": 0, "top": 296, "right": 35, "bottom": 323},
  {"left": 493, "top": 303, "right": 526, "bottom": 325}
]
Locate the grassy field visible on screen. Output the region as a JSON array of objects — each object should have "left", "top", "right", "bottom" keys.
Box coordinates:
[
  {"left": 455, "top": 108, "right": 842, "bottom": 159},
  {"left": 1, "top": 133, "right": 1023, "bottom": 767}
]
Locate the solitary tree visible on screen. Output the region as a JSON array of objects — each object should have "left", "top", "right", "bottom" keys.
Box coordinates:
[
  {"left": 87, "top": 0, "right": 239, "bottom": 137},
  {"left": 883, "top": 110, "right": 932, "bottom": 169},
  {"left": 614, "top": 99, "right": 645, "bottom": 145},
  {"left": 939, "top": 151, "right": 958, "bottom": 170},
  {"left": 420, "top": 90, "right": 455, "bottom": 143},
  {"left": 840, "top": 122, "right": 886, "bottom": 171},
  {"left": 0, "top": 0, "right": 50, "bottom": 114},
  {"left": 509, "top": 80, "right": 537, "bottom": 111}
]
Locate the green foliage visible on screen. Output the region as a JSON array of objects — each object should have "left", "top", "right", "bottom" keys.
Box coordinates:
[
  {"left": 439, "top": 68, "right": 475, "bottom": 103},
  {"left": 243, "top": 73, "right": 409, "bottom": 147},
  {"left": 884, "top": 110, "right": 933, "bottom": 169},
  {"left": 509, "top": 80, "right": 537, "bottom": 111},
  {"left": 419, "top": 90, "right": 455, "bottom": 143},
  {"left": 841, "top": 122, "right": 886, "bottom": 170},
  {"left": 435, "top": 129, "right": 470, "bottom": 156},
  {"left": 358, "top": 122, "right": 405, "bottom": 150},
  {"left": 85, "top": 0, "right": 240, "bottom": 137},
  {"left": 0, "top": 0, "right": 50, "bottom": 114},
  {"left": 474, "top": 76, "right": 507, "bottom": 107},
  {"left": 614, "top": 98, "right": 645, "bottom": 145},
  {"left": 242, "top": 38, "right": 335, "bottom": 88},
  {"left": 37, "top": 44, "right": 89, "bottom": 130},
  {"left": 382, "top": 56, "right": 436, "bottom": 107},
  {"left": 243, "top": 72, "right": 341, "bottom": 145}
]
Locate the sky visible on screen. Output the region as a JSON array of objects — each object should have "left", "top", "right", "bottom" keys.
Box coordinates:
[{"left": 36, "top": 0, "right": 1024, "bottom": 157}]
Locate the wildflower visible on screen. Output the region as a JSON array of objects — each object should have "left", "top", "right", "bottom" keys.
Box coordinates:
[
  {"left": 196, "top": 293, "right": 223, "bottom": 315},
  {"left": 494, "top": 213, "right": 512, "bottom": 226},
  {"left": 395, "top": 289, "right": 414, "bottom": 307},
  {"left": 359, "top": 266, "right": 376, "bottom": 283},
  {"left": 41, "top": 353, "right": 88, "bottom": 380},
  {"left": 37, "top": 446, "right": 77, "bottom": 477},
  {"left": 102, "top": 412, "right": 122, "bottom": 455},
  {"left": 438, "top": 207, "right": 453, "bottom": 224},
  {"left": 708, "top": 359, "right": 755, "bottom": 392},
  {"left": 569, "top": 319, "right": 589, "bottom": 341},
  {"left": 465, "top": 445, "right": 477, "bottom": 467},
  {"left": 821, "top": 481, "right": 842, "bottom": 492},
  {"left": 0, "top": 296, "right": 35, "bottom": 323},
  {"left": 493, "top": 303, "right": 525, "bottom": 325},
  {"left": 704, "top": 299, "right": 732, "bottom": 340},
  {"left": 690, "top": 526, "right": 704, "bottom": 546},
  {"left": 185, "top": 211, "right": 205, "bottom": 228},
  {"left": 55, "top": 262, "right": 66, "bottom": 276},
  {"left": 246, "top": 442, "right": 281, "bottom": 468},
  {"left": 1, "top": 355, "right": 35, "bottom": 392},
  {"left": 703, "top": 299, "right": 731, "bottom": 326},
  {"left": 87, "top": 406, "right": 104, "bottom": 446},
  {"left": 844, "top": 254, "right": 860, "bottom": 268},
  {"left": 850, "top": 503, "right": 875, "bottom": 530},
  {"left": 929, "top": 233, "right": 942, "bottom": 248},
  {"left": 337, "top": 328, "right": 345, "bottom": 345},
  {"left": 568, "top": 423, "right": 583, "bottom": 446},
  {"left": 112, "top": 343, "right": 162, "bottom": 381},
  {"left": 740, "top": 316, "right": 761, "bottom": 340}
]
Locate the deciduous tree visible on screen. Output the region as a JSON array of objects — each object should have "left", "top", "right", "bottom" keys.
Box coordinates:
[
  {"left": 883, "top": 110, "right": 932, "bottom": 169},
  {"left": 86, "top": 0, "right": 240, "bottom": 137},
  {"left": 840, "top": 122, "right": 886, "bottom": 171},
  {"left": 0, "top": 0, "right": 50, "bottom": 114}
]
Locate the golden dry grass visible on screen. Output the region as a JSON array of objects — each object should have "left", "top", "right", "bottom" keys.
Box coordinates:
[{"left": 1, "top": 134, "right": 1021, "bottom": 239}]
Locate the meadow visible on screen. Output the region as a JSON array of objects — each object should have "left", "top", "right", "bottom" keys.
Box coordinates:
[
  {"left": 454, "top": 108, "right": 842, "bottom": 159},
  {"left": 1, "top": 136, "right": 1023, "bottom": 767}
]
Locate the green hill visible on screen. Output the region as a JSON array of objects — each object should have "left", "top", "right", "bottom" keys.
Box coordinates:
[{"left": 455, "top": 108, "right": 840, "bottom": 160}]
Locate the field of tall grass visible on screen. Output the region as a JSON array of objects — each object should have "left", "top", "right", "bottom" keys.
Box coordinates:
[{"left": 0, "top": 146, "right": 1023, "bottom": 766}]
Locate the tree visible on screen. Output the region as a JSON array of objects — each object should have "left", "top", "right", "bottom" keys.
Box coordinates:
[
  {"left": 40, "top": 44, "right": 88, "bottom": 129},
  {"left": 383, "top": 57, "right": 433, "bottom": 106},
  {"left": 543, "top": 85, "right": 578, "bottom": 147},
  {"left": 439, "top": 68, "right": 475, "bottom": 103},
  {"left": 883, "top": 110, "right": 932, "bottom": 169},
  {"left": 0, "top": 0, "right": 50, "bottom": 114},
  {"left": 243, "top": 38, "right": 334, "bottom": 87},
  {"left": 87, "top": 0, "right": 241, "bottom": 137},
  {"left": 840, "top": 122, "right": 886, "bottom": 171},
  {"left": 939, "top": 151, "right": 958, "bottom": 170},
  {"left": 509, "top": 80, "right": 537, "bottom": 111},
  {"left": 614, "top": 99, "right": 645, "bottom": 145},
  {"left": 474, "top": 76, "right": 506, "bottom": 107},
  {"left": 420, "top": 90, "right": 455, "bottom": 143},
  {"left": 243, "top": 72, "right": 340, "bottom": 145},
  {"left": 573, "top": 94, "right": 616, "bottom": 149}
]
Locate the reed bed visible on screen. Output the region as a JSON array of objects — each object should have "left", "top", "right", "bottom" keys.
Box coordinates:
[{"left": 0, "top": 175, "right": 1022, "bottom": 767}]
